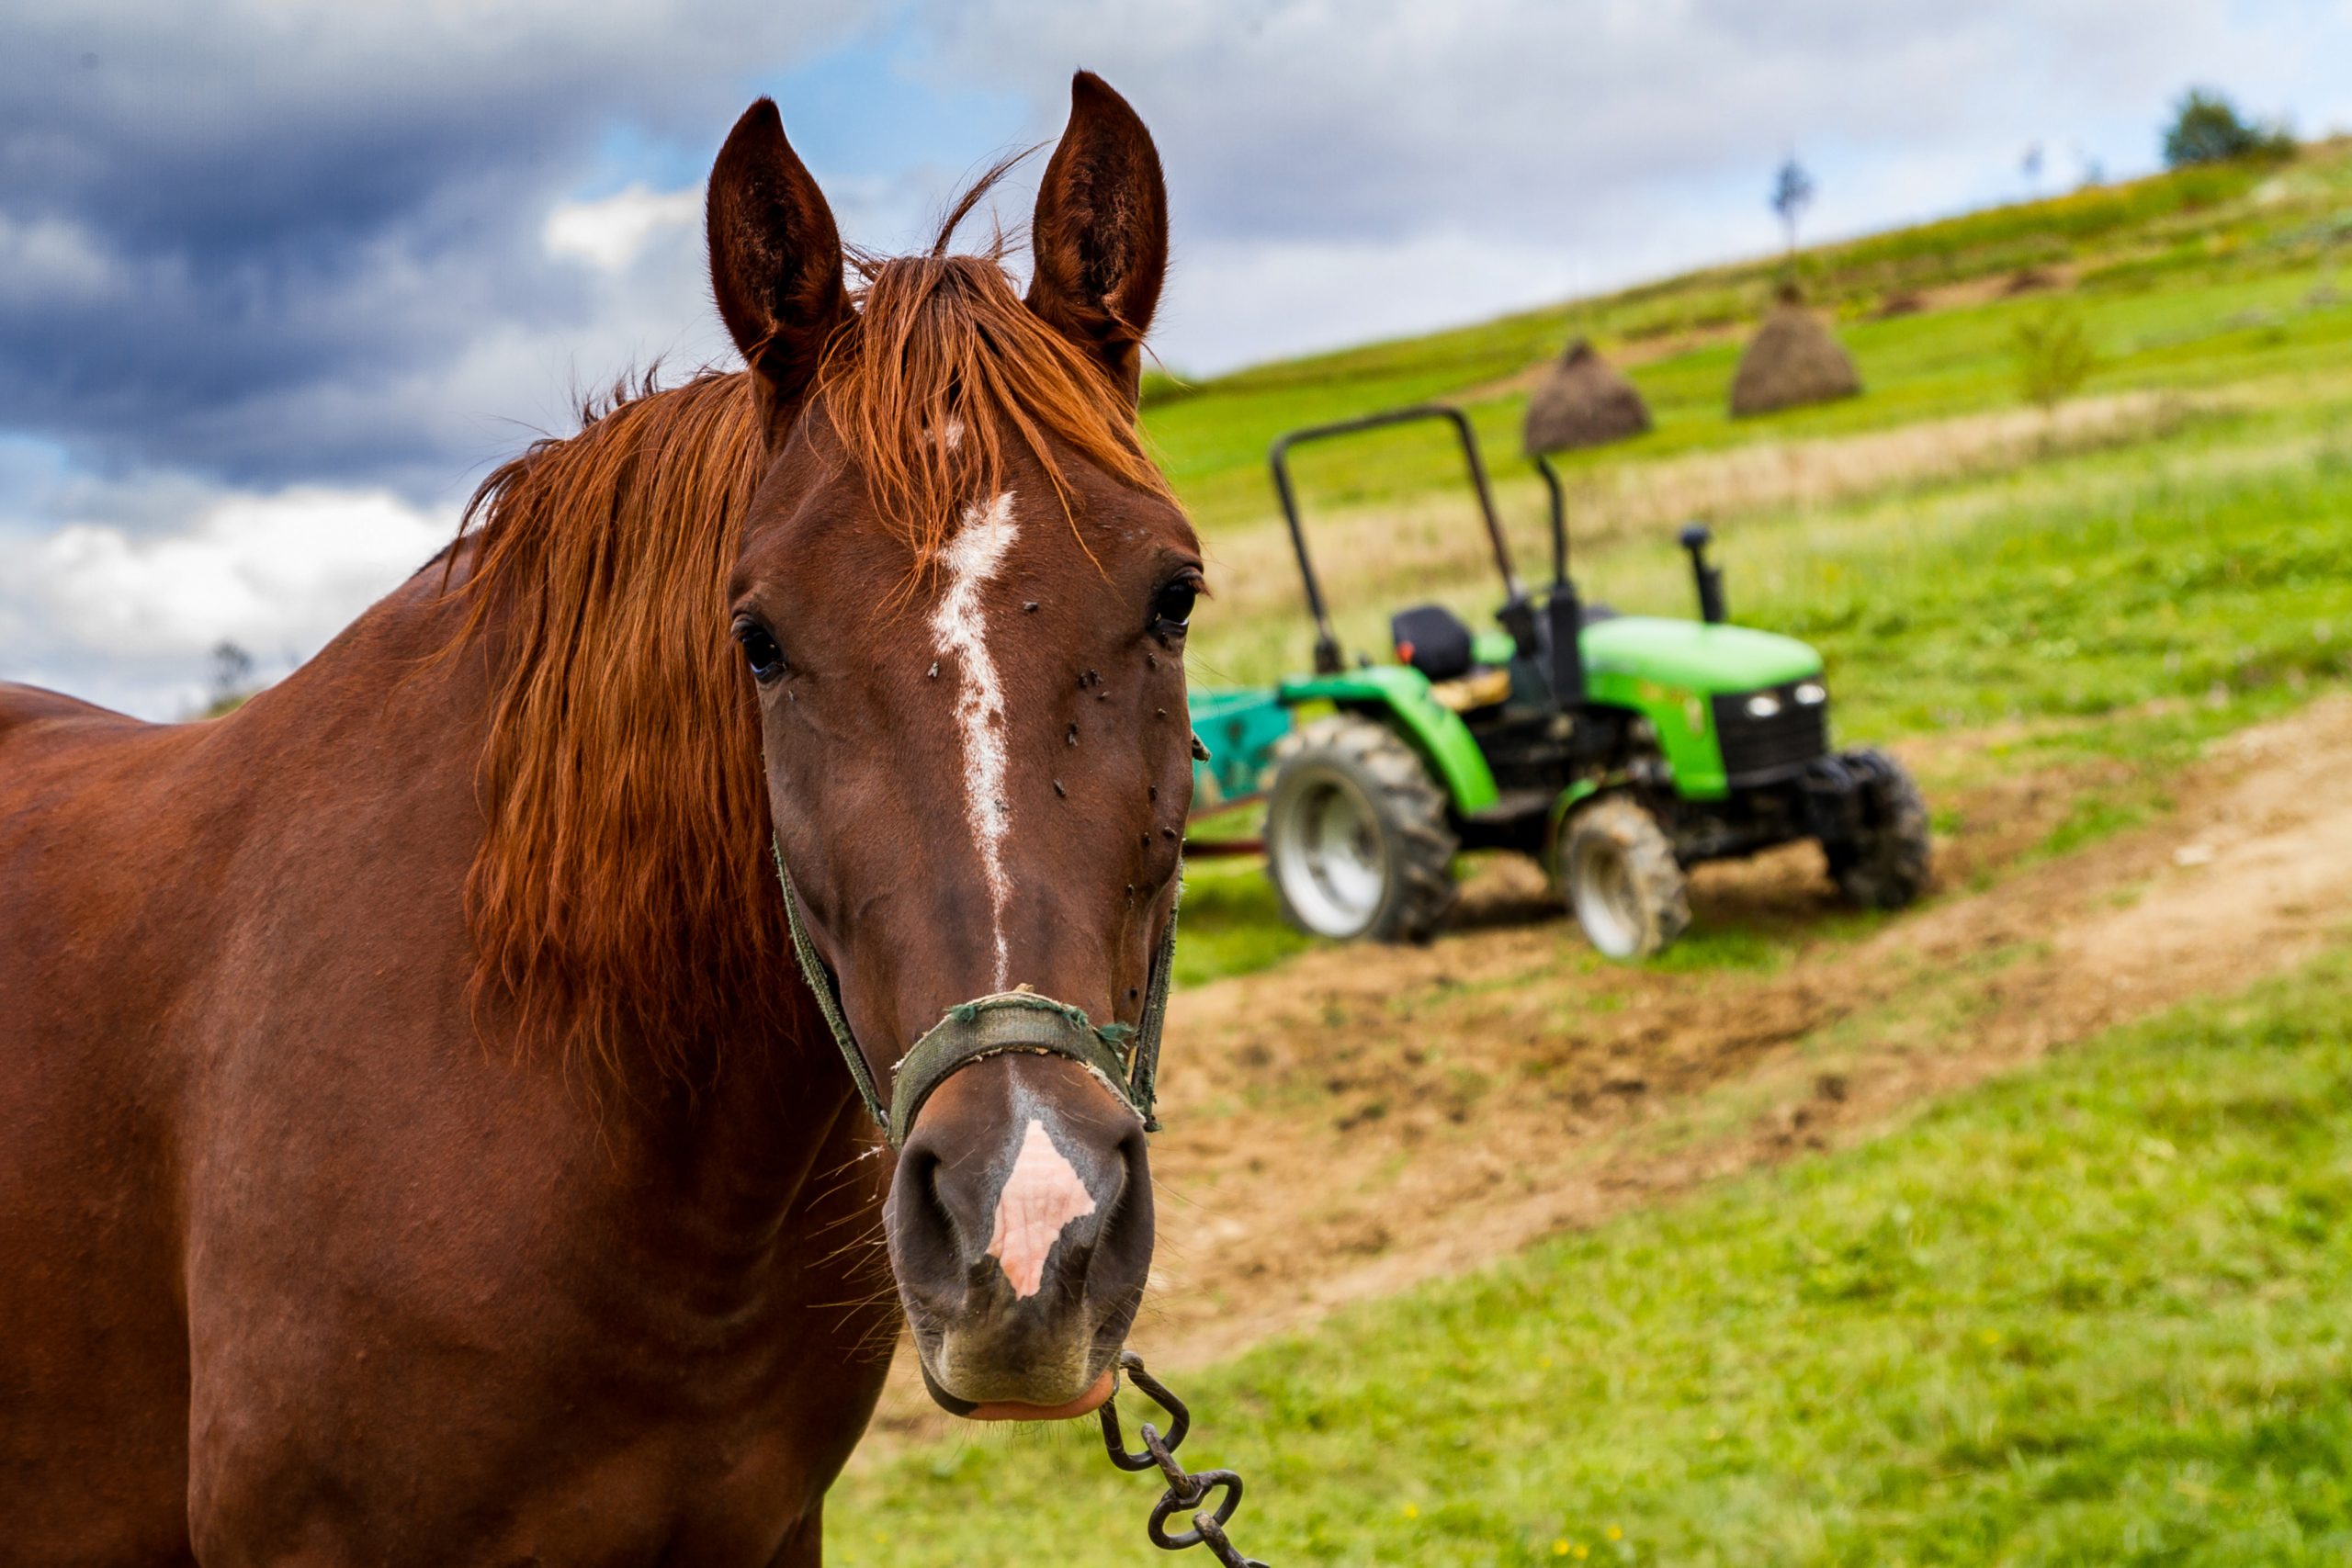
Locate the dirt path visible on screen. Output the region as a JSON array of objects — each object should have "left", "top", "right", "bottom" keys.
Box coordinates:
[{"left": 857, "top": 694, "right": 2352, "bottom": 1443}]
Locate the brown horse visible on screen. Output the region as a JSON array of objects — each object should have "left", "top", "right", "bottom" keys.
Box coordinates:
[{"left": 0, "top": 73, "right": 1197, "bottom": 1564}]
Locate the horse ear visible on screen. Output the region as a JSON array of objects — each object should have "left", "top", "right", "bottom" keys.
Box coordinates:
[
  {"left": 1025, "top": 72, "right": 1168, "bottom": 405},
  {"left": 707, "top": 99, "right": 850, "bottom": 414}
]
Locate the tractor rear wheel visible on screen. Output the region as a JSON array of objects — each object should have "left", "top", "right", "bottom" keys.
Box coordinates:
[
  {"left": 1264, "top": 715, "right": 1458, "bottom": 943},
  {"left": 1825, "top": 750, "right": 1933, "bottom": 908},
  {"left": 1555, "top": 795, "right": 1690, "bottom": 960}
]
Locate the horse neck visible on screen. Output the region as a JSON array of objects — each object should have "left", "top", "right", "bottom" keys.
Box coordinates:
[{"left": 293, "top": 547, "right": 855, "bottom": 1201}]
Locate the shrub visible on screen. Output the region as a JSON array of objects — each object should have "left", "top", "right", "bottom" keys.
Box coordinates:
[
  {"left": 2163, "top": 88, "right": 2296, "bottom": 168},
  {"left": 2012, "top": 304, "right": 2098, "bottom": 412}
]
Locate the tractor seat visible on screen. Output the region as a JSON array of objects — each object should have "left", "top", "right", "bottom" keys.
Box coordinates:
[
  {"left": 1429, "top": 667, "right": 1513, "bottom": 713},
  {"left": 1390, "top": 604, "right": 1476, "bottom": 682}
]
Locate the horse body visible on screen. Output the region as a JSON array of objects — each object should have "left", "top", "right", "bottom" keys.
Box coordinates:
[{"left": 1, "top": 566, "right": 890, "bottom": 1564}]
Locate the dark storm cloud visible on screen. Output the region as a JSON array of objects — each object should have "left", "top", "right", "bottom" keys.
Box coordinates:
[{"left": 0, "top": 1, "right": 859, "bottom": 491}]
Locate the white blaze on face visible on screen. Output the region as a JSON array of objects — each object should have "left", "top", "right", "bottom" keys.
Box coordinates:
[
  {"left": 930, "top": 491, "right": 1021, "bottom": 987},
  {"left": 988, "top": 1118, "right": 1099, "bottom": 1299}
]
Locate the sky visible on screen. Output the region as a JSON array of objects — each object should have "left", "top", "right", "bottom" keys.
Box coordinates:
[{"left": 4, "top": 0, "right": 2347, "bottom": 718}]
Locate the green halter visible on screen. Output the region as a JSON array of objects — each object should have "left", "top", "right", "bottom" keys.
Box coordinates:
[{"left": 771, "top": 840, "right": 1176, "bottom": 1147}]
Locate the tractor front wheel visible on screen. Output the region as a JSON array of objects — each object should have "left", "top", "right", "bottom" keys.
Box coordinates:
[
  {"left": 1264, "top": 716, "right": 1458, "bottom": 943},
  {"left": 1824, "top": 750, "right": 1933, "bottom": 908},
  {"left": 1555, "top": 795, "right": 1690, "bottom": 960}
]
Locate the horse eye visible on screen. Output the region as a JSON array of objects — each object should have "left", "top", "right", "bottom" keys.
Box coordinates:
[
  {"left": 1151, "top": 575, "right": 1200, "bottom": 634},
  {"left": 733, "top": 618, "right": 787, "bottom": 683}
]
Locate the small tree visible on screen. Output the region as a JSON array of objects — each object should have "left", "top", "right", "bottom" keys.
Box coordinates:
[
  {"left": 2012, "top": 305, "right": 2096, "bottom": 415},
  {"left": 206, "top": 639, "right": 256, "bottom": 716},
  {"left": 1770, "top": 156, "right": 1815, "bottom": 261},
  {"left": 2163, "top": 88, "right": 2295, "bottom": 167},
  {"left": 2019, "top": 142, "right": 2044, "bottom": 197},
  {"left": 209, "top": 640, "right": 254, "bottom": 697}
]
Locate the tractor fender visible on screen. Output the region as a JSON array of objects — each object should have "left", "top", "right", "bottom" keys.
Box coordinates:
[
  {"left": 1543, "top": 777, "right": 1610, "bottom": 880},
  {"left": 1276, "top": 666, "right": 1499, "bottom": 816},
  {"left": 1546, "top": 776, "right": 1611, "bottom": 837}
]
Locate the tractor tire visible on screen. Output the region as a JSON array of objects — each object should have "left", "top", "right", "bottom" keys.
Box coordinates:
[
  {"left": 1825, "top": 750, "right": 1933, "bottom": 909},
  {"left": 1264, "top": 715, "right": 1458, "bottom": 943},
  {"left": 1554, "top": 795, "right": 1690, "bottom": 960}
]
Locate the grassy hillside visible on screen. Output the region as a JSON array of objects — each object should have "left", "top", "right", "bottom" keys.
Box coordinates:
[
  {"left": 1148, "top": 142, "right": 2351, "bottom": 540},
  {"left": 1146, "top": 141, "right": 2352, "bottom": 987},
  {"left": 1149, "top": 141, "right": 2352, "bottom": 690}
]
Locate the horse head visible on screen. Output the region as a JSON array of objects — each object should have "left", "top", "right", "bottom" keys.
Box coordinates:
[{"left": 709, "top": 73, "right": 1194, "bottom": 1420}]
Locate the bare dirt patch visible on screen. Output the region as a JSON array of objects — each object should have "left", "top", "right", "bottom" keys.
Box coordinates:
[{"left": 857, "top": 694, "right": 2352, "bottom": 1446}]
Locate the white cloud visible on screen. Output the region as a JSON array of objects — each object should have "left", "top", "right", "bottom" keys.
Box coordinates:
[
  {"left": 1153, "top": 229, "right": 1578, "bottom": 377},
  {"left": 2, "top": 484, "right": 456, "bottom": 718},
  {"left": 547, "top": 182, "right": 705, "bottom": 271}
]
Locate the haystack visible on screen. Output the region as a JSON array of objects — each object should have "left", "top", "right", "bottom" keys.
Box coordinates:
[
  {"left": 1522, "top": 338, "right": 1651, "bottom": 455},
  {"left": 1729, "top": 295, "right": 1861, "bottom": 417}
]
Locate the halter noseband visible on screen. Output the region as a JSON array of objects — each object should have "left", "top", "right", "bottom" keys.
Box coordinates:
[{"left": 770, "top": 840, "right": 1176, "bottom": 1148}]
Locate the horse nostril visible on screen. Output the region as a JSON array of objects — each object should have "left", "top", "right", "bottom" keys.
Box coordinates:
[
  {"left": 1075, "top": 1122, "right": 1155, "bottom": 1319},
  {"left": 1116, "top": 1126, "right": 1147, "bottom": 1214},
  {"left": 895, "top": 1145, "right": 959, "bottom": 1257}
]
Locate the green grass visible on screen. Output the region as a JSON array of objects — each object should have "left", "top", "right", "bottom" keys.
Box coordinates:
[
  {"left": 1170, "top": 854, "right": 1311, "bottom": 988},
  {"left": 1181, "top": 332, "right": 2352, "bottom": 692},
  {"left": 1193, "top": 394, "right": 2352, "bottom": 726},
  {"left": 1742, "top": 416, "right": 2352, "bottom": 737},
  {"left": 837, "top": 942, "right": 2352, "bottom": 1565},
  {"left": 1643, "top": 923, "right": 1794, "bottom": 976}
]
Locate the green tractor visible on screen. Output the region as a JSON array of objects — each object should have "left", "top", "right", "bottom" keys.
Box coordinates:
[{"left": 1197, "top": 404, "right": 1929, "bottom": 958}]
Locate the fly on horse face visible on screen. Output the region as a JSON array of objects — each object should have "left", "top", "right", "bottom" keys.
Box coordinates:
[{"left": 0, "top": 73, "right": 1195, "bottom": 1564}]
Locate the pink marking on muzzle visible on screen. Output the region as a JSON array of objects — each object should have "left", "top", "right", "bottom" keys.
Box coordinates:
[{"left": 987, "top": 1118, "right": 1098, "bottom": 1298}]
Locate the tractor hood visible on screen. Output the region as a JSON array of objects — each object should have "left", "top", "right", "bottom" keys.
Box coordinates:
[{"left": 1581, "top": 615, "right": 1824, "bottom": 694}]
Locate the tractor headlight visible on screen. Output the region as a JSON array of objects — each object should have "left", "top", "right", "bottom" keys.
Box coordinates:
[
  {"left": 1794, "top": 682, "right": 1827, "bottom": 706},
  {"left": 1744, "top": 693, "right": 1782, "bottom": 719}
]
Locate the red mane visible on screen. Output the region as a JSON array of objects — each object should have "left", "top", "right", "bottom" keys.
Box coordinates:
[{"left": 455, "top": 370, "right": 786, "bottom": 1084}]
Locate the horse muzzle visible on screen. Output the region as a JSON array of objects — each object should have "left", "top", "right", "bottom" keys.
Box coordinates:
[
  {"left": 887, "top": 1043, "right": 1154, "bottom": 1418},
  {"left": 769, "top": 845, "right": 1176, "bottom": 1419}
]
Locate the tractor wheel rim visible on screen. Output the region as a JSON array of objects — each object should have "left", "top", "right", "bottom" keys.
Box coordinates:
[
  {"left": 1570, "top": 835, "right": 1644, "bottom": 958},
  {"left": 1272, "top": 771, "right": 1385, "bottom": 936}
]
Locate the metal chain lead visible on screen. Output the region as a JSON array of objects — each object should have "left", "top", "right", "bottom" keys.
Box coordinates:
[{"left": 1098, "top": 1350, "right": 1269, "bottom": 1568}]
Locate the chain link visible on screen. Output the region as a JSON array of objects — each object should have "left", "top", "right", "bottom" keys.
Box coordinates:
[{"left": 1097, "top": 1350, "right": 1269, "bottom": 1568}]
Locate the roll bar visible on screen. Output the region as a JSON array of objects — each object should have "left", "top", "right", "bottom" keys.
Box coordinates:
[
  {"left": 1268, "top": 405, "right": 1521, "bottom": 674},
  {"left": 1532, "top": 454, "right": 1572, "bottom": 590}
]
